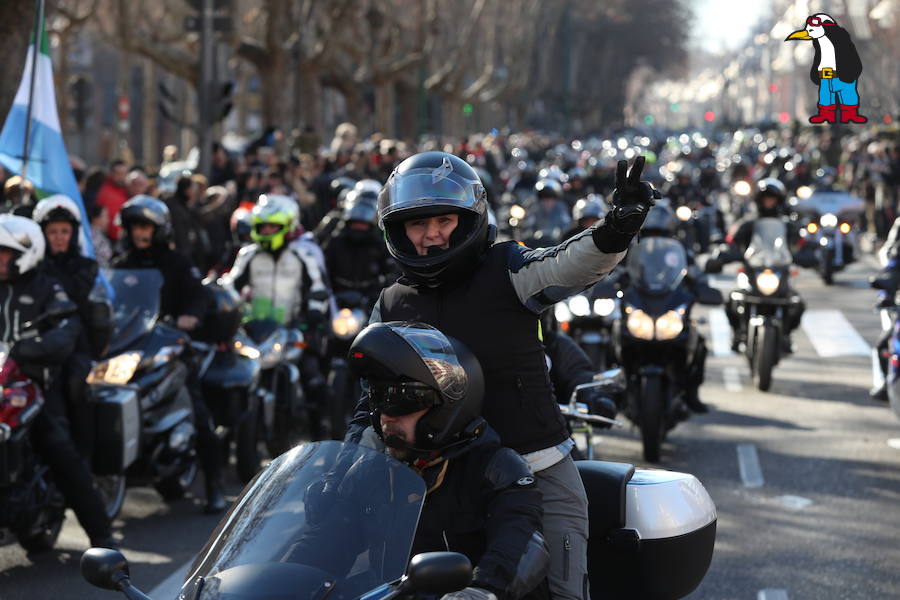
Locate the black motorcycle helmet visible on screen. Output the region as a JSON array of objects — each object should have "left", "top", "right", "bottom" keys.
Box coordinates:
[
  {"left": 640, "top": 201, "right": 677, "bottom": 237},
  {"left": 349, "top": 321, "right": 485, "bottom": 461},
  {"left": 329, "top": 176, "right": 358, "bottom": 208},
  {"left": 119, "top": 195, "right": 172, "bottom": 249},
  {"left": 192, "top": 282, "right": 242, "bottom": 344},
  {"left": 378, "top": 152, "right": 493, "bottom": 288},
  {"left": 572, "top": 194, "right": 607, "bottom": 224},
  {"left": 754, "top": 178, "right": 787, "bottom": 218},
  {"left": 535, "top": 178, "right": 562, "bottom": 200}
]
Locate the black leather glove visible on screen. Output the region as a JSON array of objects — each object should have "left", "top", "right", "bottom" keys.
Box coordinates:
[{"left": 593, "top": 156, "right": 660, "bottom": 252}]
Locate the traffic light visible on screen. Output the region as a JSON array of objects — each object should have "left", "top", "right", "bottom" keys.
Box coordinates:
[
  {"left": 209, "top": 81, "right": 234, "bottom": 123},
  {"left": 158, "top": 79, "right": 179, "bottom": 124},
  {"left": 704, "top": 111, "right": 715, "bottom": 122},
  {"left": 69, "top": 76, "right": 92, "bottom": 132},
  {"left": 643, "top": 115, "right": 654, "bottom": 125}
]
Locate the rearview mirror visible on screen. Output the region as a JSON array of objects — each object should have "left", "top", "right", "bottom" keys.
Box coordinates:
[
  {"left": 81, "top": 548, "right": 129, "bottom": 590},
  {"left": 400, "top": 552, "right": 472, "bottom": 596}
]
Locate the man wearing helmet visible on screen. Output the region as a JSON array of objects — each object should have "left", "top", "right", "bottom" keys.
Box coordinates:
[
  {"left": 324, "top": 184, "right": 395, "bottom": 302},
  {"left": 0, "top": 215, "right": 116, "bottom": 548},
  {"left": 562, "top": 195, "right": 608, "bottom": 241},
  {"left": 112, "top": 196, "right": 226, "bottom": 513},
  {"left": 296, "top": 322, "right": 549, "bottom": 600},
  {"left": 346, "top": 152, "right": 658, "bottom": 600},
  {"left": 222, "top": 194, "right": 332, "bottom": 438},
  {"left": 33, "top": 195, "right": 113, "bottom": 455},
  {"left": 529, "top": 178, "right": 571, "bottom": 248},
  {"left": 709, "top": 178, "right": 807, "bottom": 353}
]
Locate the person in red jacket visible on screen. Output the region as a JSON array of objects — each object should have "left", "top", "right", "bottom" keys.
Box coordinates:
[{"left": 95, "top": 159, "right": 129, "bottom": 241}]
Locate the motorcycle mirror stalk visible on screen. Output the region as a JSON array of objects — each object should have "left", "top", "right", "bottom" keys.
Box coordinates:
[{"left": 81, "top": 548, "right": 153, "bottom": 600}]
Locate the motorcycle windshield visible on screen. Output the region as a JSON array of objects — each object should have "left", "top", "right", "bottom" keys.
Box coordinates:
[
  {"left": 626, "top": 237, "right": 688, "bottom": 295},
  {"left": 103, "top": 269, "right": 163, "bottom": 353},
  {"left": 744, "top": 218, "right": 792, "bottom": 269},
  {"left": 185, "top": 441, "right": 425, "bottom": 600}
]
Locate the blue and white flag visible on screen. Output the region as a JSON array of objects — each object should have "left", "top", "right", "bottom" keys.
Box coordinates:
[{"left": 0, "top": 16, "right": 95, "bottom": 258}]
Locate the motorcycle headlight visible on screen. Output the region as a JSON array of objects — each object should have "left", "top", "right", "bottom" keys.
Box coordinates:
[
  {"left": 839, "top": 222, "right": 851, "bottom": 234},
  {"left": 332, "top": 308, "right": 363, "bottom": 340},
  {"left": 676, "top": 205, "right": 693, "bottom": 221},
  {"left": 87, "top": 352, "right": 143, "bottom": 385},
  {"left": 756, "top": 269, "right": 781, "bottom": 296},
  {"left": 142, "top": 344, "right": 184, "bottom": 370},
  {"left": 510, "top": 204, "right": 526, "bottom": 220},
  {"left": 820, "top": 213, "right": 838, "bottom": 228},
  {"left": 655, "top": 310, "right": 684, "bottom": 340},
  {"left": 796, "top": 185, "right": 813, "bottom": 199},
  {"left": 593, "top": 298, "right": 616, "bottom": 317},
  {"left": 568, "top": 295, "right": 591, "bottom": 317},
  {"left": 625, "top": 309, "right": 654, "bottom": 340},
  {"left": 806, "top": 222, "right": 819, "bottom": 234},
  {"left": 733, "top": 180, "right": 751, "bottom": 196},
  {"left": 233, "top": 339, "right": 261, "bottom": 360},
  {"left": 554, "top": 302, "right": 572, "bottom": 323}
]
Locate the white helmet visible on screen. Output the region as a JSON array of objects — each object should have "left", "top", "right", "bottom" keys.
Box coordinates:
[
  {"left": 0, "top": 215, "right": 45, "bottom": 276},
  {"left": 32, "top": 194, "right": 83, "bottom": 226}
]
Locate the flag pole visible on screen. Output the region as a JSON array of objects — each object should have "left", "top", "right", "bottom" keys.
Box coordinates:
[{"left": 21, "top": 0, "right": 46, "bottom": 182}]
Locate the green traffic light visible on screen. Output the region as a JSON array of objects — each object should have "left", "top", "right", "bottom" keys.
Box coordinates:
[
  {"left": 463, "top": 103, "right": 473, "bottom": 115},
  {"left": 643, "top": 115, "right": 654, "bottom": 125}
]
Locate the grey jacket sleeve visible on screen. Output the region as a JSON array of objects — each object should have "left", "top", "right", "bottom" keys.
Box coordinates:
[{"left": 508, "top": 226, "right": 627, "bottom": 314}]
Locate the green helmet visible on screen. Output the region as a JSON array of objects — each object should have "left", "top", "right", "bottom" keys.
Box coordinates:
[{"left": 250, "top": 194, "right": 299, "bottom": 251}]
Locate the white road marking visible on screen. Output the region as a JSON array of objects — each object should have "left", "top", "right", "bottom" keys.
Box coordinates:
[
  {"left": 723, "top": 367, "right": 742, "bottom": 392},
  {"left": 148, "top": 559, "right": 192, "bottom": 599},
  {"left": 871, "top": 347, "right": 885, "bottom": 389},
  {"left": 758, "top": 589, "right": 790, "bottom": 600},
  {"left": 737, "top": 443, "right": 764, "bottom": 488},
  {"left": 775, "top": 495, "right": 813, "bottom": 510},
  {"left": 887, "top": 438, "right": 900, "bottom": 450},
  {"left": 708, "top": 307, "right": 733, "bottom": 357},
  {"left": 800, "top": 309, "right": 870, "bottom": 357}
]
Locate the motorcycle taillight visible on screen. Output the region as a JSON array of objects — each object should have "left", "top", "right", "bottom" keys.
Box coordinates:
[{"left": 0, "top": 358, "right": 39, "bottom": 429}]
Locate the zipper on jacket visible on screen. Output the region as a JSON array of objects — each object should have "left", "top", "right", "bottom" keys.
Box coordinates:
[{"left": 563, "top": 534, "right": 571, "bottom": 580}]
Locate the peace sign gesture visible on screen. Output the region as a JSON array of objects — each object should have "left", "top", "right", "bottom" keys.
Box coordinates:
[{"left": 608, "top": 155, "right": 660, "bottom": 235}]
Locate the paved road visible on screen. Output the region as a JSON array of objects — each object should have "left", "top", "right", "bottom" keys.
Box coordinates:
[{"left": 1, "top": 256, "right": 898, "bottom": 600}]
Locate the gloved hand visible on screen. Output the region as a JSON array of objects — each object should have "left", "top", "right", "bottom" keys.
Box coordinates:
[
  {"left": 440, "top": 587, "right": 498, "bottom": 600},
  {"left": 606, "top": 156, "right": 660, "bottom": 235}
]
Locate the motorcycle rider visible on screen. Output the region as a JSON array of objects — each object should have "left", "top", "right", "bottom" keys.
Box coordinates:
[
  {"left": 346, "top": 151, "right": 657, "bottom": 600},
  {"left": 529, "top": 178, "right": 571, "bottom": 247},
  {"left": 868, "top": 216, "right": 900, "bottom": 401},
  {"left": 709, "top": 178, "right": 806, "bottom": 354},
  {"left": 33, "top": 195, "right": 113, "bottom": 456},
  {"left": 111, "top": 196, "right": 226, "bottom": 513},
  {"left": 561, "top": 194, "right": 608, "bottom": 241},
  {"left": 324, "top": 186, "right": 395, "bottom": 302},
  {"left": 299, "top": 321, "right": 550, "bottom": 600},
  {"left": 313, "top": 177, "right": 366, "bottom": 250},
  {"left": 0, "top": 215, "right": 116, "bottom": 548},
  {"left": 222, "top": 194, "right": 332, "bottom": 439}
]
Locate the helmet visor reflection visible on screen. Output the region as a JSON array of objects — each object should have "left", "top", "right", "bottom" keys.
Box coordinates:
[
  {"left": 385, "top": 322, "right": 467, "bottom": 401},
  {"left": 380, "top": 170, "right": 485, "bottom": 224}
]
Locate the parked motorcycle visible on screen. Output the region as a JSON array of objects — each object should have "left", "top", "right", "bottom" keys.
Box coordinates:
[
  {"left": 613, "top": 237, "right": 720, "bottom": 462},
  {"left": 0, "top": 342, "right": 66, "bottom": 552},
  {"left": 87, "top": 269, "right": 197, "bottom": 503},
  {"left": 326, "top": 290, "right": 370, "bottom": 439},
  {"left": 83, "top": 440, "right": 717, "bottom": 600}
]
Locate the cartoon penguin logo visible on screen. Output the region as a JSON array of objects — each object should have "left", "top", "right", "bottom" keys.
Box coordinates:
[{"left": 785, "top": 13, "right": 866, "bottom": 124}]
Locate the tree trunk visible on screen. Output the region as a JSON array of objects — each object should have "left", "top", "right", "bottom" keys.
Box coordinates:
[
  {"left": 259, "top": 59, "right": 287, "bottom": 128},
  {"left": 373, "top": 79, "right": 394, "bottom": 136},
  {"left": 0, "top": 2, "right": 34, "bottom": 121},
  {"left": 299, "top": 64, "right": 323, "bottom": 137}
]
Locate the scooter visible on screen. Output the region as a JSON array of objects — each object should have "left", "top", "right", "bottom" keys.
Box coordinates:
[{"left": 83, "top": 440, "right": 717, "bottom": 600}]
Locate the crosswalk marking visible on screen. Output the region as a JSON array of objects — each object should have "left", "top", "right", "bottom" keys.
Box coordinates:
[
  {"left": 800, "top": 309, "right": 870, "bottom": 357},
  {"left": 737, "top": 443, "right": 764, "bottom": 488},
  {"left": 708, "top": 307, "right": 733, "bottom": 357},
  {"left": 758, "top": 589, "right": 789, "bottom": 600}
]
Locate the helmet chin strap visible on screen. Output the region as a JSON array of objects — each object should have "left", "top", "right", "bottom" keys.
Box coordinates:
[{"left": 425, "top": 245, "right": 448, "bottom": 256}]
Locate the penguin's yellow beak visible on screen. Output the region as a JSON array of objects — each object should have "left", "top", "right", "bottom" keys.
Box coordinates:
[{"left": 785, "top": 29, "right": 812, "bottom": 40}]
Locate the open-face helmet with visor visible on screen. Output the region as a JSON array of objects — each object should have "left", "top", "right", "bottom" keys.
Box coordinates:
[
  {"left": 348, "top": 321, "right": 485, "bottom": 461},
  {"left": 119, "top": 195, "right": 172, "bottom": 249},
  {"left": 250, "top": 194, "right": 299, "bottom": 252},
  {"left": 378, "top": 152, "right": 492, "bottom": 287},
  {"left": 33, "top": 194, "right": 83, "bottom": 253}
]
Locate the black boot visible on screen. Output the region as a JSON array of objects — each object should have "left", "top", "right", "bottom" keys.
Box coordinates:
[
  {"left": 204, "top": 474, "right": 227, "bottom": 515},
  {"left": 870, "top": 383, "right": 888, "bottom": 403},
  {"left": 683, "top": 389, "right": 710, "bottom": 414}
]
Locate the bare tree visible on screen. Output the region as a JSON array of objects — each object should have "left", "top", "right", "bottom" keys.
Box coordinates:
[{"left": 0, "top": 2, "right": 36, "bottom": 122}]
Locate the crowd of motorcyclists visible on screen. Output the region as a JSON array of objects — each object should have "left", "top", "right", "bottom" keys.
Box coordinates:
[{"left": 0, "top": 120, "right": 898, "bottom": 600}]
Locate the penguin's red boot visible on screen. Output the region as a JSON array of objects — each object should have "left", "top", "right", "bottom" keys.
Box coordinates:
[
  {"left": 839, "top": 105, "right": 868, "bottom": 123},
  {"left": 809, "top": 104, "right": 837, "bottom": 124}
]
